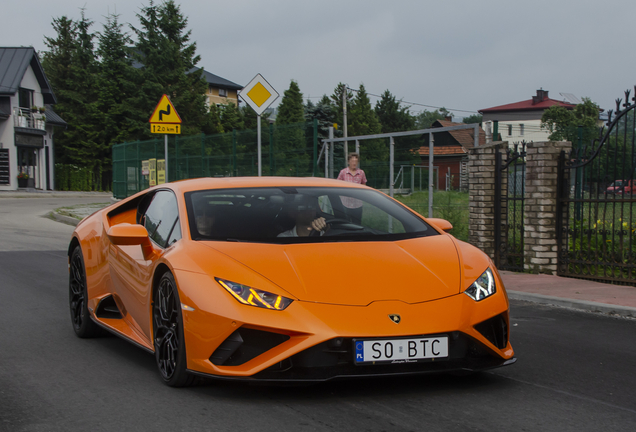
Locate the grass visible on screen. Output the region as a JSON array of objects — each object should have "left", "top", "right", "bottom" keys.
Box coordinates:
[
  {"left": 394, "top": 190, "right": 469, "bottom": 241},
  {"left": 54, "top": 203, "right": 111, "bottom": 220}
]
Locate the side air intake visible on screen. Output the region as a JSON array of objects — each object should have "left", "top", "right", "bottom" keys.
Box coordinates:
[{"left": 95, "top": 295, "right": 123, "bottom": 319}]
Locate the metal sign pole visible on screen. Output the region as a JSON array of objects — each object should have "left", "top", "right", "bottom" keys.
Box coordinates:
[
  {"left": 257, "top": 115, "right": 262, "bottom": 176},
  {"left": 328, "top": 126, "right": 334, "bottom": 178},
  {"left": 165, "top": 134, "right": 168, "bottom": 182},
  {"left": 390, "top": 136, "right": 394, "bottom": 197}
]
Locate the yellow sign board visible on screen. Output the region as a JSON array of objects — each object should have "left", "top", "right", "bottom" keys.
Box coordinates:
[
  {"left": 149, "top": 94, "right": 182, "bottom": 124},
  {"left": 247, "top": 82, "right": 272, "bottom": 107},
  {"left": 151, "top": 123, "right": 181, "bottom": 134},
  {"left": 157, "top": 159, "right": 166, "bottom": 184},
  {"left": 149, "top": 158, "right": 157, "bottom": 186}
]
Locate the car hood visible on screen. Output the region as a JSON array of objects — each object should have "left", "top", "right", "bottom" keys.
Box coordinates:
[{"left": 201, "top": 235, "right": 461, "bottom": 306}]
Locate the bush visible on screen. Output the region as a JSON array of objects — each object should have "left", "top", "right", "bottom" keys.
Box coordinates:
[{"left": 55, "top": 164, "right": 95, "bottom": 191}]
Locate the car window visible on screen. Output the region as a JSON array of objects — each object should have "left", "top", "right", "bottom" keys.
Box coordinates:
[
  {"left": 185, "top": 187, "right": 436, "bottom": 244},
  {"left": 141, "top": 190, "right": 180, "bottom": 248}
]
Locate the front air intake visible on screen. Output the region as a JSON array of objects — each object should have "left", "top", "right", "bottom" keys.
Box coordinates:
[
  {"left": 210, "top": 328, "right": 290, "bottom": 366},
  {"left": 474, "top": 313, "right": 508, "bottom": 349}
]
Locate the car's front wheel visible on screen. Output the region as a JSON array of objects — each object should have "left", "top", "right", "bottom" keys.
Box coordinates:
[
  {"left": 153, "top": 272, "right": 194, "bottom": 387},
  {"left": 69, "top": 246, "right": 103, "bottom": 338}
]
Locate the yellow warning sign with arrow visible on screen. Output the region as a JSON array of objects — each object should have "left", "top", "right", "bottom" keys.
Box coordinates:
[{"left": 149, "top": 94, "right": 182, "bottom": 134}]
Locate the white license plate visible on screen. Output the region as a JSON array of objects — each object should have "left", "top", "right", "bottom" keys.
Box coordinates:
[{"left": 354, "top": 336, "right": 448, "bottom": 364}]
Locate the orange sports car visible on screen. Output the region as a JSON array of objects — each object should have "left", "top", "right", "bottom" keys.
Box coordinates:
[{"left": 68, "top": 177, "right": 515, "bottom": 386}]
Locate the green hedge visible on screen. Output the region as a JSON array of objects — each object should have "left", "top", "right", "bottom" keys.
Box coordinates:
[{"left": 55, "top": 164, "right": 95, "bottom": 191}]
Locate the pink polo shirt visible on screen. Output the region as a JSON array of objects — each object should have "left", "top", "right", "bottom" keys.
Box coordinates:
[{"left": 337, "top": 167, "right": 367, "bottom": 208}]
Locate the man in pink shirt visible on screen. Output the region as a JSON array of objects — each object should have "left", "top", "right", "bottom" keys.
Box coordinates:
[{"left": 337, "top": 153, "right": 367, "bottom": 224}]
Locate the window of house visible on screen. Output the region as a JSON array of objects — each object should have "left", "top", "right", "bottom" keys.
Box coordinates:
[
  {"left": 18, "top": 88, "right": 33, "bottom": 109},
  {"left": 520, "top": 124, "right": 524, "bottom": 136},
  {"left": 507, "top": 125, "right": 513, "bottom": 136},
  {"left": 219, "top": 88, "right": 227, "bottom": 98}
]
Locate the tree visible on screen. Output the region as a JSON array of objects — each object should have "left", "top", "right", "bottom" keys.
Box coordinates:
[
  {"left": 330, "top": 83, "right": 354, "bottom": 131},
  {"left": 130, "top": 0, "right": 208, "bottom": 139},
  {"left": 42, "top": 11, "right": 100, "bottom": 186},
  {"left": 462, "top": 114, "right": 483, "bottom": 125},
  {"left": 374, "top": 90, "right": 415, "bottom": 134},
  {"left": 274, "top": 80, "right": 307, "bottom": 175},
  {"left": 305, "top": 95, "right": 336, "bottom": 141},
  {"left": 349, "top": 84, "right": 385, "bottom": 164},
  {"left": 95, "top": 13, "right": 138, "bottom": 189},
  {"left": 374, "top": 90, "right": 418, "bottom": 162},
  {"left": 220, "top": 103, "right": 244, "bottom": 132},
  {"left": 541, "top": 98, "right": 600, "bottom": 145},
  {"left": 413, "top": 109, "right": 448, "bottom": 129}
]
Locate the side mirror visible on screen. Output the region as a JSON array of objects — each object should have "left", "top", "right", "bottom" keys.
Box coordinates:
[
  {"left": 107, "top": 223, "right": 156, "bottom": 259},
  {"left": 427, "top": 218, "right": 453, "bottom": 232}
]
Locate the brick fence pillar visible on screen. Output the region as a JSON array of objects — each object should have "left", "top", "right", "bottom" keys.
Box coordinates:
[
  {"left": 468, "top": 141, "right": 509, "bottom": 261},
  {"left": 523, "top": 141, "right": 572, "bottom": 274}
]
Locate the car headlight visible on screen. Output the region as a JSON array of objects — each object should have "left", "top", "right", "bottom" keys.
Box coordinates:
[
  {"left": 464, "top": 268, "right": 496, "bottom": 301},
  {"left": 216, "top": 278, "right": 293, "bottom": 310}
]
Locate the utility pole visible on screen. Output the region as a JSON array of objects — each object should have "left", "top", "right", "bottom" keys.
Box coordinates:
[{"left": 343, "top": 84, "right": 348, "bottom": 164}]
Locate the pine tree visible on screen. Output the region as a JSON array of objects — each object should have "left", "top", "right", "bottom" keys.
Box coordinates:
[
  {"left": 130, "top": 0, "right": 208, "bottom": 139},
  {"left": 95, "top": 13, "right": 138, "bottom": 189},
  {"left": 275, "top": 81, "right": 307, "bottom": 175},
  {"left": 330, "top": 83, "right": 354, "bottom": 132},
  {"left": 350, "top": 84, "right": 385, "bottom": 164},
  {"left": 42, "top": 16, "right": 77, "bottom": 165},
  {"left": 42, "top": 11, "right": 100, "bottom": 188},
  {"left": 276, "top": 81, "right": 305, "bottom": 125},
  {"left": 220, "top": 103, "right": 244, "bottom": 132},
  {"left": 305, "top": 95, "right": 335, "bottom": 142},
  {"left": 375, "top": 90, "right": 418, "bottom": 161}
]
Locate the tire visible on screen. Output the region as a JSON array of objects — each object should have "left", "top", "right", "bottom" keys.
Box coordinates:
[
  {"left": 153, "top": 272, "right": 194, "bottom": 387},
  {"left": 69, "top": 246, "right": 103, "bottom": 338}
]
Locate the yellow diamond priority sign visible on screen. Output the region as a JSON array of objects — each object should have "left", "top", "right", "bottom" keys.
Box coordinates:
[{"left": 239, "top": 74, "right": 279, "bottom": 116}]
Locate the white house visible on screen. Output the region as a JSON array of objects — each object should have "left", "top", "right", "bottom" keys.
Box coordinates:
[
  {"left": 479, "top": 89, "right": 577, "bottom": 145},
  {"left": 0, "top": 47, "right": 66, "bottom": 190}
]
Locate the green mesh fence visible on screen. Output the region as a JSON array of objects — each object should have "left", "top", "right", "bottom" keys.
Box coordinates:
[{"left": 112, "top": 120, "right": 431, "bottom": 199}]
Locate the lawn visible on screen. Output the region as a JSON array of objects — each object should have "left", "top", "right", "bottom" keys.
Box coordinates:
[{"left": 394, "top": 190, "right": 469, "bottom": 241}]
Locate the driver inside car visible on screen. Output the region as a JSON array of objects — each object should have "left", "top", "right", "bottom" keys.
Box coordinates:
[{"left": 277, "top": 195, "right": 329, "bottom": 237}]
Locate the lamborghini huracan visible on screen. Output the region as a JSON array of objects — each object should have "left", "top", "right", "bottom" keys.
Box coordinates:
[{"left": 68, "top": 177, "right": 515, "bottom": 386}]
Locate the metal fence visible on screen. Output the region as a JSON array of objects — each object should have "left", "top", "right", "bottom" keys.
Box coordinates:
[{"left": 112, "top": 121, "right": 443, "bottom": 199}]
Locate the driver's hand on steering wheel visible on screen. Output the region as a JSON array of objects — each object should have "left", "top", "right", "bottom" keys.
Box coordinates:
[{"left": 308, "top": 217, "right": 328, "bottom": 233}]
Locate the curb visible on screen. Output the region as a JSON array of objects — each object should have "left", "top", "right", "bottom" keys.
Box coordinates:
[
  {"left": 0, "top": 192, "right": 114, "bottom": 199},
  {"left": 508, "top": 290, "right": 636, "bottom": 319},
  {"left": 49, "top": 211, "right": 81, "bottom": 227}
]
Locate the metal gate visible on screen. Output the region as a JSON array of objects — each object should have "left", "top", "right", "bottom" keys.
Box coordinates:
[
  {"left": 494, "top": 142, "right": 526, "bottom": 271},
  {"left": 557, "top": 89, "right": 636, "bottom": 285}
]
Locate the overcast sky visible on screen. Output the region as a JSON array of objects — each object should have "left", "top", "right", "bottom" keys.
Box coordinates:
[{"left": 3, "top": 0, "right": 636, "bottom": 120}]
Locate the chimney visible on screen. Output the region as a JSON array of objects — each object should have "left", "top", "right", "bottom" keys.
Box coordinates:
[
  {"left": 532, "top": 89, "right": 549, "bottom": 105},
  {"left": 445, "top": 115, "right": 453, "bottom": 122}
]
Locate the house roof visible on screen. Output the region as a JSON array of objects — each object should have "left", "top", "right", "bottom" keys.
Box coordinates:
[
  {"left": 418, "top": 119, "right": 485, "bottom": 156},
  {"left": 418, "top": 145, "right": 466, "bottom": 156},
  {"left": 188, "top": 67, "right": 243, "bottom": 91},
  {"left": 44, "top": 105, "right": 67, "bottom": 126},
  {"left": 0, "top": 47, "right": 57, "bottom": 104},
  {"left": 479, "top": 89, "right": 576, "bottom": 114},
  {"left": 434, "top": 119, "right": 486, "bottom": 147}
]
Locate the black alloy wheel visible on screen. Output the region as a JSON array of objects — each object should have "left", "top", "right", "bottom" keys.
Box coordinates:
[
  {"left": 69, "top": 247, "right": 102, "bottom": 338},
  {"left": 153, "top": 272, "right": 193, "bottom": 387}
]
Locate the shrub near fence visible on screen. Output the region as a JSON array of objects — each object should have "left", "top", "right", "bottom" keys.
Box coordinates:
[{"left": 55, "top": 164, "right": 95, "bottom": 191}]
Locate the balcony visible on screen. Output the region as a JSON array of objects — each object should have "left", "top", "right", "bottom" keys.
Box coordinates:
[{"left": 13, "top": 107, "right": 46, "bottom": 131}]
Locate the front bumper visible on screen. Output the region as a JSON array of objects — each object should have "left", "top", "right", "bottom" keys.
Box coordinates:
[{"left": 188, "top": 329, "right": 516, "bottom": 382}]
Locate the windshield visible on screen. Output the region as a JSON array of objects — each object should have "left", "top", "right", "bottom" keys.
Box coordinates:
[{"left": 185, "top": 187, "right": 437, "bottom": 243}]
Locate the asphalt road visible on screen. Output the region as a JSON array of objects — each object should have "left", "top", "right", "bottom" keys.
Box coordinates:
[{"left": 1, "top": 197, "right": 635, "bottom": 431}]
